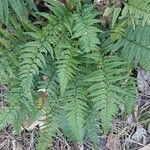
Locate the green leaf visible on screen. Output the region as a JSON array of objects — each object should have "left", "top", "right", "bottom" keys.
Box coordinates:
[{"left": 112, "top": 7, "right": 121, "bottom": 28}]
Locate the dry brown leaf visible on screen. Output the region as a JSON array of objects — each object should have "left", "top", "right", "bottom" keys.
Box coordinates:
[
  {"left": 107, "top": 133, "right": 121, "bottom": 150},
  {"left": 0, "top": 131, "right": 7, "bottom": 144},
  {"left": 137, "top": 68, "right": 150, "bottom": 93}
]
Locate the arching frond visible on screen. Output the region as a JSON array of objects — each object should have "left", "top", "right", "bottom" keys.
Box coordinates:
[
  {"left": 85, "top": 56, "right": 130, "bottom": 134},
  {"left": 73, "top": 5, "right": 101, "bottom": 53},
  {"left": 0, "top": 0, "right": 37, "bottom": 25},
  {"left": 122, "top": 0, "right": 150, "bottom": 26},
  {"left": 63, "top": 82, "right": 87, "bottom": 142},
  {"left": 111, "top": 25, "right": 150, "bottom": 70}
]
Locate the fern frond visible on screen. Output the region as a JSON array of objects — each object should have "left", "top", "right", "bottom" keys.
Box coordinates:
[
  {"left": 0, "top": 58, "right": 13, "bottom": 84},
  {"left": 45, "top": 0, "right": 66, "bottom": 18},
  {"left": 111, "top": 22, "right": 126, "bottom": 42},
  {"left": 111, "top": 24, "right": 150, "bottom": 70},
  {"left": 40, "top": 1, "right": 71, "bottom": 59},
  {"left": 73, "top": 5, "right": 101, "bottom": 53},
  {"left": 0, "top": 50, "right": 19, "bottom": 84},
  {"left": 38, "top": 57, "right": 59, "bottom": 110},
  {"left": 0, "top": 83, "right": 28, "bottom": 133},
  {"left": 85, "top": 55, "right": 129, "bottom": 134},
  {"left": 123, "top": 77, "right": 138, "bottom": 115},
  {"left": 0, "top": 106, "right": 18, "bottom": 130},
  {"left": 0, "top": 0, "right": 141, "bottom": 148},
  {"left": 84, "top": 108, "right": 100, "bottom": 149},
  {"left": 36, "top": 97, "right": 59, "bottom": 150},
  {"left": 19, "top": 0, "right": 72, "bottom": 103},
  {"left": 104, "top": 0, "right": 150, "bottom": 27},
  {"left": 56, "top": 46, "right": 78, "bottom": 95},
  {"left": 122, "top": 0, "right": 150, "bottom": 26},
  {"left": 58, "top": 110, "right": 75, "bottom": 141},
  {"left": 36, "top": 112, "right": 58, "bottom": 150},
  {"left": 43, "top": 18, "right": 78, "bottom": 96},
  {"left": 63, "top": 82, "right": 87, "bottom": 142},
  {"left": 0, "top": 0, "right": 37, "bottom": 25},
  {"left": 20, "top": 41, "right": 47, "bottom": 102}
]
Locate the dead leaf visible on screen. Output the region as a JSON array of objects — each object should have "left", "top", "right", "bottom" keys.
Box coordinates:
[
  {"left": 137, "top": 68, "right": 150, "bottom": 93},
  {"left": 127, "top": 115, "right": 134, "bottom": 126},
  {"left": 107, "top": 133, "right": 121, "bottom": 150},
  {"left": 0, "top": 131, "right": 7, "bottom": 144},
  {"left": 131, "top": 124, "right": 147, "bottom": 144},
  {"left": 139, "top": 143, "right": 150, "bottom": 150}
]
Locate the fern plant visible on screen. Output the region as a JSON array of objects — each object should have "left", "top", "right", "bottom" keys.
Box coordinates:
[
  {"left": 1, "top": 0, "right": 150, "bottom": 149},
  {"left": 0, "top": 0, "right": 37, "bottom": 25},
  {"left": 114, "top": 25, "right": 150, "bottom": 69},
  {"left": 85, "top": 55, "right": 128, "bottom": 133}
]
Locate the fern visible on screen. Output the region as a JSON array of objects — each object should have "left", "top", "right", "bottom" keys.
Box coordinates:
[
  {"left": 124, "top": 78, "right": 137, "bottom": 115},
  {"left": 73, "top": 5, "right": 101, "bottom": 53},
  {"left": 20, "top": 41, "right": 47, "bottom": 103},
  {"left": 110, "top": 22, "right": 126, "bottom": 42},
  {"left": 85, "top": 55, "right": 130, "bottom": 134},
  {"left": 63, "top": 82, "right": 87, "bottom": 142},
  {"left": 0, "top": 106, "right": 18, "bottom": 130},
  {"left": 0, "top": 57, "right": 13, "bottom": 84},
  {"left": 0, "top": 0, "right": 142, "bottom": 149},
  {"left": 84, "top": 108, "right": 100, "bottom": 149},
  {"left": 111, "top": 24, "right": 150, "bottom": 70},
  {"left": 0, "top": 0, "right": 37, "bottom": 25},
  {"left": 103, "top": 0, "right": 150, "bottom": 27},
  {"left": 36, "top": 110, "right": 58, "bottom": 150},
  {"left": 0, "top": 82, "right": 27, "bottom": 133},
  {"left": 122, "top": 0, "right": 150, "bottom": 26},
  {"left": 56, "top": 45, "right": 78, "bottom": 95}
]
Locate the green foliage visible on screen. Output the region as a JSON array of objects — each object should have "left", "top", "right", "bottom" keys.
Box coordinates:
[
  {"left": 20, "top": 41, "right": 48, "bottom": 103},
  {"left": 0, "top": 83, "right": 27, "bottom": 133},
  {"left": 110, "top": 24, "right": 150, "bottom": 70},
  {"left": 73, "top": 5, "right": 101, "bottom": 53},
  {"left": 104, "top": 0, "right": 150, "bottom": 27},
  {"left": 0, "top": 0, "right": 37, "bottom": 25},
  {"left": 85, "top": 55, "right": 130, "bottom": 134},
  {"left": 63, "top": 82, "right": 87, "bottom": 142},
  {"left": 1, "top": 0, "right": 149, "bottom": 149},
  {"left": 84, "top": 108, "right": 100, "bottom": 149},
  {"left": 122, "top": 0, "right": 150, "bottom": 26},
  {"left": 56, "top": 44, "right": 78, "bottom": 95},
  {"left": 123, "top": 77, "right": 137, "bottom": 115},
  {"left": 36, "top": 110, "right": 58, "bottom": 150}
]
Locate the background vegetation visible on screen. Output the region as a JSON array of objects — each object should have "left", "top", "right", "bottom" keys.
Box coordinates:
[{"left": 0, "top": 0, "right": 150, "bottom": 149}]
